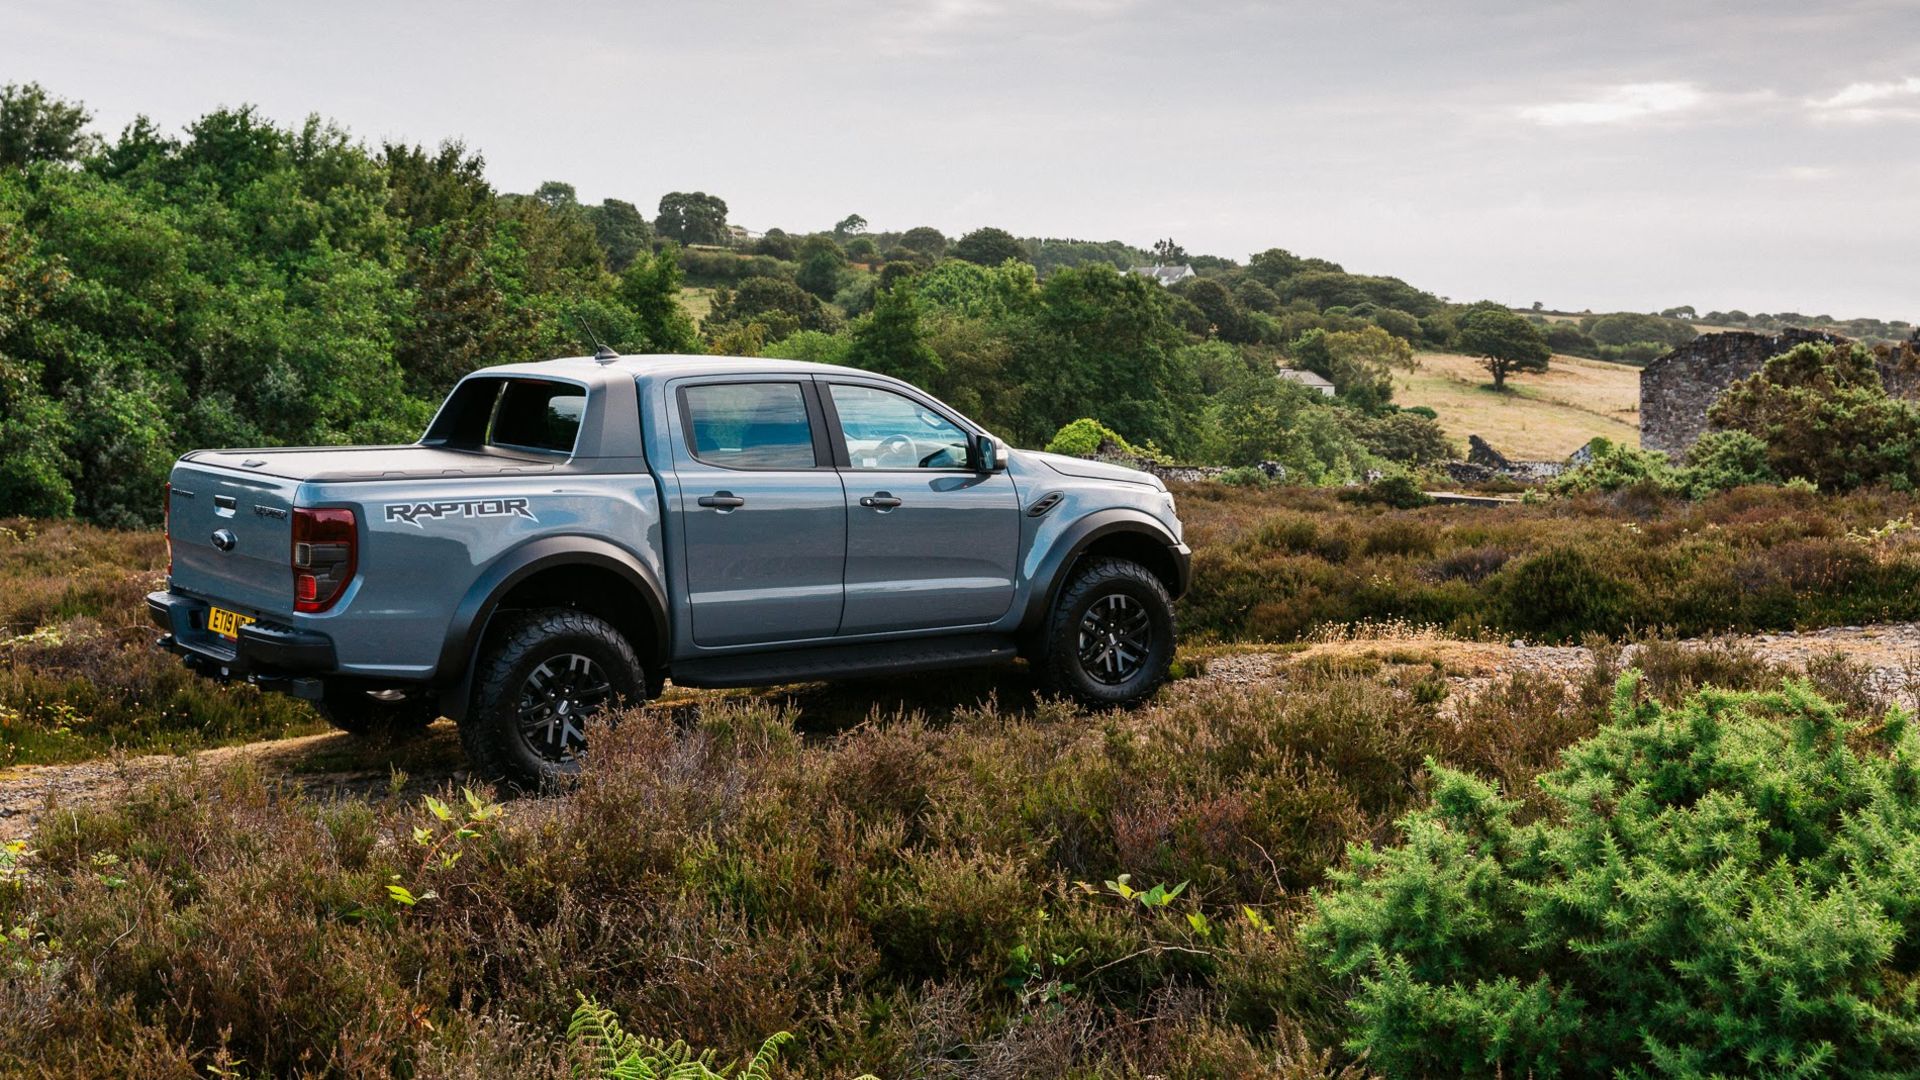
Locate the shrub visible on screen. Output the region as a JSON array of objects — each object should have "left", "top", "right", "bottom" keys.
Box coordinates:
[
  {"left": 1491, "top": 545, "right": 1637, "bottom": 640},
  {"left": 1549, "top": 437, "right": 1678, "bottom": 495},
  {"left": 1045, "top": 417, "right": 1151, "bottom": 459},
  {"left": 1340, "top": 472, "right": 1431, "bottom": 510},
  {"left": 1710, "top": 341, "right": 1920, "bottom": 492},
  {"left": 1677, "top": 429, "right": 1777, "bottom": 497},
  {"left": 1304, "top": 675, "right": 1920, "bottom": 1078}
]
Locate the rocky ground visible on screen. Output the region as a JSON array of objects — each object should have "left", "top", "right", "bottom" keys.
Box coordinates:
[{"left": 6, "top": 622, "right": 1920, "bottom": 841}]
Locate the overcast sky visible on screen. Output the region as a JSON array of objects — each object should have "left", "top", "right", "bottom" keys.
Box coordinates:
[{"left": 4, "top": 0, "right": 1918, "bottom": 318}]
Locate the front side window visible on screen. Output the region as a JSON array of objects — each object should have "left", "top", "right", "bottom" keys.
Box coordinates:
[
  {"left": 829, "top": 384, "right": 970, "bottom": 469},
  {"left": 681, "top": 382, "right": 817, "bottom": 469},
  {"left": 489, "top": 380, "right": 586, "bottom": 453}
]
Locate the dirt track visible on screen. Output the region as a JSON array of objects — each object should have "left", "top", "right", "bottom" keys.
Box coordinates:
[{"left": 5, "top": 623, "right": 1920, "bottom": 841}]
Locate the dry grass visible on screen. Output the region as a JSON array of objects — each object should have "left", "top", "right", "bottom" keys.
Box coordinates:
[
  {"left": 677, "top": 286, "right": 717, "bottom": 327},
  {"left": 1394, "top": 350, "right": 1640, "bottom": 459}
]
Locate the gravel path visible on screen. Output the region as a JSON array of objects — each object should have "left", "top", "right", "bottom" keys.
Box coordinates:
[{"left": 7, "top": 622, "right": 1920, "bottom": 841}]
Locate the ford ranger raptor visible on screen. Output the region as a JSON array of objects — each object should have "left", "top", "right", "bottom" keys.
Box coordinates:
[{"left": 149, "top": 354, "right": 1191, "bottom": 787}]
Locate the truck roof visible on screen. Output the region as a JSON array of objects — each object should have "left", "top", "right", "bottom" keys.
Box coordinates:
[{"left": 469, "top": 354, "right": 887, "bottom": 389}]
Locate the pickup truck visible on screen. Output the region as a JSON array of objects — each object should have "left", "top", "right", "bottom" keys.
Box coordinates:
[{"left": 149, "top": 353, "right": 1191, "bottom": 787}]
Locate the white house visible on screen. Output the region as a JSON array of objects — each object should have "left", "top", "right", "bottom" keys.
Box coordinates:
[
  {"left": 1276, "top": 367, "right": 1337, "bottom": 397},
  {"left": 1126, "top": 264, "right": 1196, "bottom": 287}
]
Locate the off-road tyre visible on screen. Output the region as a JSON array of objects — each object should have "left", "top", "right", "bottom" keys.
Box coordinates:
[
  {"left": 1040, "top": 557, "right": 1176, "bottom": 707},
  {"left": 461, "top": 608, "right": 645, "bottom": 791},
  {"left": 315, "top": 686, "right": 440, "bottom": 737}
]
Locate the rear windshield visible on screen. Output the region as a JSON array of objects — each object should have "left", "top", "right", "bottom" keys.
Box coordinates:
[{"left": 425, "top": 377, "right": 585, "bottom": 454}]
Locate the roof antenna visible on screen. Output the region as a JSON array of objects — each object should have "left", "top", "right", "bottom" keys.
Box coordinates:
[{"left": 575, "top": 315, "right": 619, "bottom": 363}]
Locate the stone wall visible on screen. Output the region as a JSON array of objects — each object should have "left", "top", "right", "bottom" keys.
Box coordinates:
[{"left": 1639, "top": 329, "right": 1846, "bottom": 456}]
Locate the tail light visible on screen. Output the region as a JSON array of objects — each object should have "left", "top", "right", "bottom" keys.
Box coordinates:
[
  {"left": 163, "top": 481, "right": 172, "bottom": 577},
  {"left": 292, "top": 507, "right": 357, "bottom": 613}
]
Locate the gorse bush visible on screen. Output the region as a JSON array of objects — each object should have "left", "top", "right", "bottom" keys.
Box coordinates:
[
  {"left": 1552, "top": 432, "right": 1781, "bottom": 501},
  {"left": 1711, "top": 340, "right": 1920, "bottom": 492},
  {"left": 1304, "top": 673, "right": 1920, "bottom": 1078},
  {"left": 1044, "top": 416, "right": 1152, "bottom": 459},
  {"left": 1550, "top": 438, "right": 1677, "bottom": 496}
]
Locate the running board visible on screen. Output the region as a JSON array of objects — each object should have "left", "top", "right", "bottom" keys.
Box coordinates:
[{"left": 671, "top": 634, "right": 1019, "bottom": 689}]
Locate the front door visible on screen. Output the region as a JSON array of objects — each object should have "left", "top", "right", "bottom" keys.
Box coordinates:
[
  {"left": 671, "top": 378, "right": 846, "bottom": 647},
  {"left": 822, "top": 380, "right": 1020, "bottom": 636}
]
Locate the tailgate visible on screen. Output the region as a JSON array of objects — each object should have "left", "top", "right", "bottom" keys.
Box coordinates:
[{"left": 168, "top": 462, "right": 302, "bottom": 616}]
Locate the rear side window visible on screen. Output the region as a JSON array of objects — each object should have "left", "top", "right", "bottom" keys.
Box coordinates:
[
  {"left": 489, "top": 381, "right": 585, "bottom": 453},
  {"left": 425, "top": 377, "right": 586, "bottom": 454},
  {"left": 680, "top": 382, "right": 817, "bottom": 469}
]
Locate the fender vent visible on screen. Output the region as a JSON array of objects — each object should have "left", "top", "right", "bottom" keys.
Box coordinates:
[{"left": 1026, "top": 492, "right": 1064, "bottom": 517}]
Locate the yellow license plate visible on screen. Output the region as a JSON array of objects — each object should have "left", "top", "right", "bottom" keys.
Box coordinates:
[{"left": 207, "top": 606, "right": 255, "bottom": 640}]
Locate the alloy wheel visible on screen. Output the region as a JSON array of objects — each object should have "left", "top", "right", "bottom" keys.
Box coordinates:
[
  {"left": 1077, "top": 592, "right": 1152, "bottom": 685},
  {"left": 515, "top": 652, "right": 611, "bottom": 761}
]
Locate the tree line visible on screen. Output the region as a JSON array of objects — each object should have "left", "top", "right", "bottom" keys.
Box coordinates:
[{"left": 0, "top": 83, "right": 1566, "bottom": 525}]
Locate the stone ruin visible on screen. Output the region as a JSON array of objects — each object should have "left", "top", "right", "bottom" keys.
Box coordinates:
[
  {"left": 1442, "top": 435, "right": 1569, "bottom": 485},
  {"left": 1640, "top": 327, "right": 1920, "bottom": 457}
]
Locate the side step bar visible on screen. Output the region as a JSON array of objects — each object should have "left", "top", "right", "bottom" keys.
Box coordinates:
[{"left": 671, "top": 634, "right": 1019, "bottom": 689}]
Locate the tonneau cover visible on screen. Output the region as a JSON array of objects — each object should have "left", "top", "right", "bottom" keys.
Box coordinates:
[{"left": 181, "top": 444, "right": 560, "bottom": 483}]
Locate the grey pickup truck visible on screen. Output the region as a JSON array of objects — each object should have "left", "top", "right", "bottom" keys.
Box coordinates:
[{"left": 149, "top": 353, "right": 1190, "bottom": 786}]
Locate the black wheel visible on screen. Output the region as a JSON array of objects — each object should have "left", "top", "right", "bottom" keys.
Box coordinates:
[
  {"left": 1040, "top": 557, "right": 1175, "bottom": 706},
  {"left": 461, "top": 609, "right": 645, "bottom": 790},
  {"left": 315, "top": 686, "right": 440, "bottom": 736}
]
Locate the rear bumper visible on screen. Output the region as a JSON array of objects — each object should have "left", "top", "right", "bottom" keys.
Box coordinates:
[{"left": 146, "top": 590, "right": 335, "bottom": 697}]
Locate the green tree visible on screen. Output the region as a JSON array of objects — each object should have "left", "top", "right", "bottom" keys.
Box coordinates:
[
  {"left": 833, "top": 212, "right": 867, "bottom": 237},
  {"left": 1583, "top": 310, "right": 1696, "bottom": 348},
  {"left": 655, "top": 191, "right": 728, "bottom": 245},
  {"left": 1149, "top": 237, "right": 1187, "bottom": 264},
  {"left": 951, "top": 226, "right": 1027, "bottom": 267},
  {"left": 846, "top": 281, "right": 939, "bottom": 385},
  {"left": 1233, "top": 277, "right": 1280, "bottom": 314},
  {"left": 794, "top": 235, "right": 844, "bottom": 300},
  {"left": 1349, "top": 410, "right": 1455, "bottom": 466},
  {"left": 1246, "top": 246, "right": 1343, "bottom": 287},
  {"left": 1200, "top": 369, "right": 1376, "bottom": 480},
  {"left": 1457, "top": 306, "right": 1551, "bottom": 389},
  {"left": 617, "top": 243, "right": 700, "bottom": 354},
  {"left": 1372, "top": 307, "right": 1420, "bottom": 342},
  {"left": 0, "top": 218, "right": 74, "bottom": 515},
  {"left": 1175, "top": 278, "right": 1257, "bottom": 343},
  {"left": 1009, "top": 264, "right": 1198, "bottom": 454},
  {"left": 898, "top": 225, "right": 947, "bottom": 258},
  {"left": 705, "top": 276, "right": 840, "bottom": 343},
  {"left": 584, "top": 198, "right": 652, "bottom": 271},
  {"left": 533, "top": 180, "right": 578, "bottom": 209},
  {"left": 0, "top": 82, "right": 96, "bottom": 168},
  {"left": 1322, "top": 325, "right": 1414, "bottom": 412}
]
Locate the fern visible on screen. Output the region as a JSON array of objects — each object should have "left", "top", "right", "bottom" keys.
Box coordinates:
[{"left": 565, "top": 996, "right": 875, "bottom": 1080}]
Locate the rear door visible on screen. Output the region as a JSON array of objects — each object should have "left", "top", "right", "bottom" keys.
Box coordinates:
[
  {"left": 668, "top": 377, "right": 847, "bottom": 647},
  {"left": 821, "top": 379, "right": 1020, "bottom": 635},
  {"left": 167, "top": 458, "right": 302, "bottom": 617}
]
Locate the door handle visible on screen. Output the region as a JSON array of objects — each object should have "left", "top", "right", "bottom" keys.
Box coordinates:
[
  {"left": 859, "top": 493, "right": 903, "bottom": 510},
  {"left": 698, "top": 492, "right": 746, "bottom": 510}
]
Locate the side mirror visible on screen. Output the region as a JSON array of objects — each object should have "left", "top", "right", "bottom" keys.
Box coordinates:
[{"left": 971, "top": 433, "right": 1007, "bottom": 472}]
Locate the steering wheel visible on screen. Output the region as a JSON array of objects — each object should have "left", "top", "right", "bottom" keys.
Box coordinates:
[{"left": 875, "top": 433, "right": 917, "bottom": 467}]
